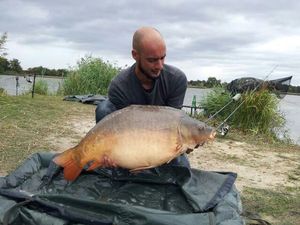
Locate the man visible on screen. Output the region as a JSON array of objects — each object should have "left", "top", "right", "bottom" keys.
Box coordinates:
[{"left": 96, "top": 26, "right": 190, "bottom": 167}]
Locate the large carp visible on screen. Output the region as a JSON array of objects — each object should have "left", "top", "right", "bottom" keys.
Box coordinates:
[{"left": 53, "top": 105, "right": 215, "bottom": 181}]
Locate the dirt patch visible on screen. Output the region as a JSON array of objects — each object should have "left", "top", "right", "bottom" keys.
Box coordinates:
[
  {"left": 188, "top": 139, "right": 300, "bottom": 192},
  {"left": 46, "top": 115, "right": 95, "bottom": 152}
]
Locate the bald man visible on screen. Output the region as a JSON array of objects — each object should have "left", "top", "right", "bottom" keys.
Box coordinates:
[{"left": 96, "top": 27, "right": 190, "bottom": 167}]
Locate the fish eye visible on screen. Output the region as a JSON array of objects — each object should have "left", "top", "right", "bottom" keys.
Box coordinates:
[{"left": 198, "top": 126, "right": 204, "bottom": 131}]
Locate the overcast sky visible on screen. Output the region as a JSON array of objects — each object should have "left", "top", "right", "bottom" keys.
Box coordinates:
[{"left": 1, "top": 0, "right": 300, "bottom": 85}]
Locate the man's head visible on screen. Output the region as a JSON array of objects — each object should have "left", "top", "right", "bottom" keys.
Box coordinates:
[{"left": 132, "top": 27, "right": 166, "bottom": 80}]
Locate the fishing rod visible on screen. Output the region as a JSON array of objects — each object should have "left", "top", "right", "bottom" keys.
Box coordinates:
[
  {"left": 209, "top": 65, "right": 279, "bottom": 136},
  {"left": 205, "top": 93, "right": 241, "bottom": 123}
]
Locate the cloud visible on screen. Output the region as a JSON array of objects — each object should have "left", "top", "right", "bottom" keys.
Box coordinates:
[{"left": 1, "top": 0, "right": 300, "bottom": 85}]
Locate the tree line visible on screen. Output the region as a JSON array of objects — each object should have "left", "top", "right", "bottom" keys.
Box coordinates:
[
  {"left": 0, "top": 56, "right": 68, "bottom": 77},
  {"left": 187, "top": 77, "right": 300, "bottom": 94},
  {"left": 0, "top": 32, "right": 67, "bottom": 77},
  {"left": 188, "top": 77, "right": 225, "bottom": 88}
]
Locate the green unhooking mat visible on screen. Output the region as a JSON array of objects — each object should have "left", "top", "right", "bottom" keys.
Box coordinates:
[{"left": 0, "top": 152, "right": 244, "bottom": 225}]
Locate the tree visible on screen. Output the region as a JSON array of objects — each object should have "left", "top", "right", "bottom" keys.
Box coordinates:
[
  {"left": 27, "top": 66, "right": 44, "bottom": 75},
  {"left": 206, "top": 77, "right": 221, "bottom": 88},
  {"left": 57, "top": 69, "right": 68, "bottom": 77},
  {"left": 0, "top": 57, "right": 9, "bottom": 73},
  {"left": 9, "top": 58, "right": 22, "bottom": 73},
  {"left": 188, "top": 79, "right": 206, "bottom": 88},
  {"left": 0, "top": 32, "right": 8, "bottom": 57}
]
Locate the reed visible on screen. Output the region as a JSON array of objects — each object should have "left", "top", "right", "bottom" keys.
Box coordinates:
[
  {"left": 32, "top": 80, "right": 49, "bottom": 95},
  {"left": 200, "top": 88, "right": 286, "bottom": 141},
  {"left": 62, "top": 56, "right": 120, "bottom": 95},
  {"left": 0, "top": 87, "right": 7, "bottom": 96}
]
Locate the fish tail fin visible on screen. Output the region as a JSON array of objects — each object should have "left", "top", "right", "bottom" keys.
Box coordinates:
[{"left": 53, "top": 148, "right": 82, "bottom": 181}]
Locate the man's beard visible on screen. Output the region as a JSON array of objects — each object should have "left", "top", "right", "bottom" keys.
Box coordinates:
[{"left": 138, "top": 63, "right": 160, "bottom": 81}]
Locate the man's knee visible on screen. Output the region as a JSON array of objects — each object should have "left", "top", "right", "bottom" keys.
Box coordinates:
[{"left": 95, "top": 100, "right": 117, "bottom": 123}]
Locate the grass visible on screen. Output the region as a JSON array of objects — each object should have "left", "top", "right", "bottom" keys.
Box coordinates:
[
  {"left": 288, "top": 165, "right": 300, "bottom": 182},
  {"left": 242, "top": 187, "right": 300, "bottom": 225},
  {"left": 0, "top": 94, "right": 94, "bottom": 173},
  {"left": 31, "top": 79, "right": 49, "bottom": 95},
  {"left": 0, "top": 95, "right": 299, "bottom": 224}
]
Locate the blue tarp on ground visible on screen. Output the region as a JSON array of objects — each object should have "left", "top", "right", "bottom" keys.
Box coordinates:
[
  {"left": 0, "top": 152, "right": 244, "bottom": 225},
  {"left": 63, "top": 95, "right": 107, "bottom": 105}
]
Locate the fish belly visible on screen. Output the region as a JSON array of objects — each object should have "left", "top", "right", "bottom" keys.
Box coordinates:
[{"left": 109, "top": 129, "right": 180, "bottom": 169}]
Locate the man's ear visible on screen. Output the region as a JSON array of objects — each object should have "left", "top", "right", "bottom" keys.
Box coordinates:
[{"left": 132, "top": 49, "right": 138, "bottom": 60}]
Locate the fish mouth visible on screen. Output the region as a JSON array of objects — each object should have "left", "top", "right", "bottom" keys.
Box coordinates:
[
  {"left": 194, "top": 130, "right": 216, "bottom": 148},
  {"left": 209, "top": 130, "right": 217, "bottom": 140}
]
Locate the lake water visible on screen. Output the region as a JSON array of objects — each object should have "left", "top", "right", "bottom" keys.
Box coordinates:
[
  {"left": 0, "top": 75, "right": 62, "bottom": 95},
  {"left": 1, "top": 75, "right": 299, "bottom": 144}
]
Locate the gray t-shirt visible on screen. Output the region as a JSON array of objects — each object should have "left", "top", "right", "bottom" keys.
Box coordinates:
[{"left": 108, "top": 64, "right": 187, "bottom": 109}]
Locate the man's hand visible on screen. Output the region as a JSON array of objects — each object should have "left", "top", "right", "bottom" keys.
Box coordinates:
[
  {"left": 186, "top": 148, "right": 194, "bottom": 154},
  {"left": 103, "top": 155, "right": 118, "bottom": 168}
]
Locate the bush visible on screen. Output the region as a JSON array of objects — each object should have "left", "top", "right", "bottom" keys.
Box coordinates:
[
  {"left": 63, "top": 56, "right": 120, "bottom": 95},
  {"left": 200, "top": 88, "right": 233, "bottom": 120},
  {"left": 0, "top": 87, "right": 7, "bottom": 96},
  {"left": 200, "top": 88, "right": 286, "bottom": 140},
  {"left": 31, "top": 80, "right": 49, "bottom": 95},
  {"left": 56, "top": 82, "right": 64, "bottom": 96}
]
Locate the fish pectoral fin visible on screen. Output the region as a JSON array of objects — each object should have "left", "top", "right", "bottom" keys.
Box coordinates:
[
  {"left": 176, "top": 143, "right": 184, "bottom": 153},
  {"left": 175, "top": 125, "right": 186, "bottom": 154},
  {"left": 176, "top": 125, "right": 183, "bottom": 146},
  {"left": 173, "top": 142, "right": 184, "bottom": 155},
  {"left": 86, "top": 160, "right": 102, "bottom": 171},
  {"left": 166, "top": 144, "right": 184, "bottom": 164}
]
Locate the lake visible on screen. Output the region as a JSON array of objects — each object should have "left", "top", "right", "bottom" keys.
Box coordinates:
[
  {"left": 0, "top": 75, "right": 62, "bottom": 95},
  {"left": 1, "top": 75, "right": 299, "bottom": 144}
]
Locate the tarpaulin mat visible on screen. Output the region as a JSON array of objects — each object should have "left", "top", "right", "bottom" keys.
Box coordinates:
[{"left": 0, "top": 152, "right": 244, "bottom": 225}]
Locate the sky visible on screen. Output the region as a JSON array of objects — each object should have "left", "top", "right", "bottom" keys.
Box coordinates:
[{"left": 1, "top": 0, "right": 300, "bottom": 85}]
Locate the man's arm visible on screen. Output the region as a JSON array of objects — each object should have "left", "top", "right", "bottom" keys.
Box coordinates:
[
  {"left": 108, "top": 80, "right": 130, "bottom": 110},
  {"left": 166, "top": 70, "right": 188, "bottom": 109}
]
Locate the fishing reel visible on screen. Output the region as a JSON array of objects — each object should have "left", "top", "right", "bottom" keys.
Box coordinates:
[{"left": 217, "top": 123, "right": 229, "bottom": 136}]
